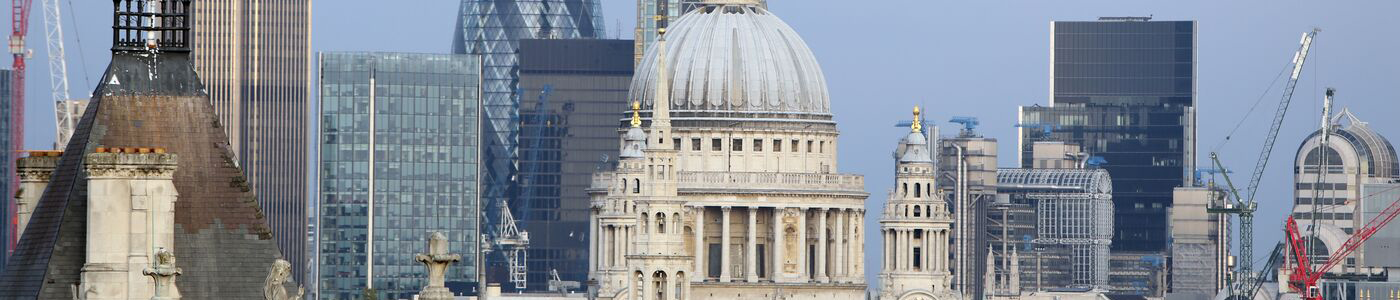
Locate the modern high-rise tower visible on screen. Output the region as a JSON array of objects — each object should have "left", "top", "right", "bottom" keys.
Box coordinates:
[
  {"left": 0, "top": 69, "right": 13, "bottom": 271},
  {"left": 451, "top": 0, "right": 605, "bottom": 291},
  {"left": 316, "top": 52, "right": 484, "bottom": 300},
  {"left": 190, "top": 0, "right": 313, "bottom": 283},
  {"left": 1019, "top": 17, "right": 1194, "bottom": 296},
  {"left": 515, "top": 38, "right": 633, "bottom": 288},
  {"left": 1023, "top": 17, "right": 1196, "bottom": 251}
]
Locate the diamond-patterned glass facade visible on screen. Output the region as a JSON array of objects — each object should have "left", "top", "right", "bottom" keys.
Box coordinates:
[{"left": 451, "top": 0, "right": 604, "bottom": 290}]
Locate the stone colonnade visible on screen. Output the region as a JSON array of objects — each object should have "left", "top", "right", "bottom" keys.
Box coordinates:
[{"left": 882, "top": 227, "right": 950, "bottom": 273}]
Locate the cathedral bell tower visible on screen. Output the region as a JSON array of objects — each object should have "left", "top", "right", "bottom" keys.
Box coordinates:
[{"left": 879, "top": 107, "right": 959, "bottom": 300}]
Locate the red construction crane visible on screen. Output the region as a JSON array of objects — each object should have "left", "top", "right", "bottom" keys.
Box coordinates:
[
  {"left": 1284, "top": 191, "right": 1400, "bottom": 299},
  {"left": 5, "top": 0, "right": 29, "bottom": 254}
]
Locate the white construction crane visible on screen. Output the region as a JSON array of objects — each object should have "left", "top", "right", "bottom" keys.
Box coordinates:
[{"left": 41, "top": 0, "right": 75, "bottom": 148}]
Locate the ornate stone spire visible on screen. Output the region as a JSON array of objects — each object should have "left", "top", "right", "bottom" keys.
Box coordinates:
[{"left": 649, "top": 30, "right": 673, "bottom": 148}]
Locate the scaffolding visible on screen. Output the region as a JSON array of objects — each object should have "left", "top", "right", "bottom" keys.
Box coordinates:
[{"left": 993, "top": 169, "right": 1114, "bottom": 291}]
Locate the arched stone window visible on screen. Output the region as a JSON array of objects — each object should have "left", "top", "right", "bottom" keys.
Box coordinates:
[
  {"left": 902, "top": 183, "right": 908, "bottom": 197},
  {"left": 633, "top": 179, "right": 641, "bottom": 194},
  {"left": 914, "top": 183, "right": 922, "bottom": 198},
  {"left": 657, "top": 213, "right": 667, "bottom": 234},
  {"left": 914, "top": 205, "right": 922, "bottom": 217}
]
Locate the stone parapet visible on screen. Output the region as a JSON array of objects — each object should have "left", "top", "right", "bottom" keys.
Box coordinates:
[{"left": 676, "top": 171, "right": 864, "bottom": 194}]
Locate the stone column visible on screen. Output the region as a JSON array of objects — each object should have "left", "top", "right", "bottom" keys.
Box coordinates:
[
  {"left": 897, "top": 229, "right": 906, "bottom": 271},
  {"left": 848, "top": 210, "right": 859, "bottom": 278},
  {"left": 834, "top": 209, "right": 845, "bottom": 281},
  {"left": 590, "top": 213, "right": 599, "bottom": 273},
  {"left": 772, "top": 208, "right": 784, "bottom": 282},
  {"left": 882, "top": 229, "right": 891, "bottom": 271},
  {"left": 746, "top": 207, "right": 757, "bottom": 282},
  {"left": 816, "top": 208, "right": 829, "bottom": 282},
  {"left": 720, "top": 207, "right": 732, "bottom": 282},
  {"left": 797, "top": 208, "right": 807, "bottom": 280},
  {"left": 627, "top": 270, "right": 637, "bottom": 300},
  {"left": 693, "top": 206, "right": 705, "bottom": 281},
  {"left": 82, "top": 151, "right": 179, "bottom": 300},
  {"left": 15, "top": 152, "right": 60, "bottom": 240},
  {"left": 642, "top": 272, "right": 653, "bottom": 300}
]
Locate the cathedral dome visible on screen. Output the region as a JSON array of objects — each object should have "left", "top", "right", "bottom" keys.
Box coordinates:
[{"left": 630, "top": 2, "right": 831, "bottom": 120}]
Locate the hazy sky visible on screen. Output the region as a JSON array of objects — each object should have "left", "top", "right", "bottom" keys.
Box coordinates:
[{"left": 21, "top": 0, "right": 1400, "bottom": 285}]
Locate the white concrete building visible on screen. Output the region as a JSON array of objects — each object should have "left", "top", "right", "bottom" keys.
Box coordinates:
[
  {"left": 877, "top": 108, "right": 960, "bottom": 300},
  {"left": 587, "top": 1, "right": 868, "bottom": 299}
]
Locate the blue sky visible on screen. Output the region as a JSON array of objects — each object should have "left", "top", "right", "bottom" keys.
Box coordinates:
[{"left": 20, "top": 0, "right": 1400, "bottom": 284}]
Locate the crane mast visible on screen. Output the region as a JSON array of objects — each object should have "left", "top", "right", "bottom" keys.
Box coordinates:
[
  {"left": 40, "top": 0, "right": 71, "bottom": 148},
  {"left": 1211, "top": 28, "right": 1318, "bottom": 300}
]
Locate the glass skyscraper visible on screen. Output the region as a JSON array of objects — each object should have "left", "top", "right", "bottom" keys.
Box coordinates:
[
  {"left": 1021, "top": 18, "right": 1195, "bottom": 296},
  {"left": 515, "top": 38, "right": 632, "bottom": 288},
  {"left": 317, "top": 52, "right": 483, "bottom": 300},
  {"left": 0, "top": 69, "right": 12, "bottom": 271},
  {"left": 190, "top": 0, "right": 313, "bottom": 282},
  {"left": 451, "top": 0, "right": 604, "bottom": 291}
]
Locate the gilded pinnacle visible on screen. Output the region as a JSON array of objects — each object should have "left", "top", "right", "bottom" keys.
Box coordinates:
[
  {"left": 631, "top": 101, "right": 643, "bottom": 128},
  {"left": 912, "top": 106, "right": 923, "bottom": 133}
]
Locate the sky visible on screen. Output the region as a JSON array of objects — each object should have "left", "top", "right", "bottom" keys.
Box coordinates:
[{"left": 17, "top": 0, "right": 1400, "bottom": 286}]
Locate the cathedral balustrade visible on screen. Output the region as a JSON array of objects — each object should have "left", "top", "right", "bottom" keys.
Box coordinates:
[{"left": 675, "top": 171, "right": 864, "bottom": 193}]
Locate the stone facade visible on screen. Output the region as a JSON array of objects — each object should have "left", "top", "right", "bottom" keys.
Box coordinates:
[
  {"left": 80, "top": 151, "right": 181, "bottom": 300},
  {"left": 587, "top": 4, "right": 868, "bottom": 298}
]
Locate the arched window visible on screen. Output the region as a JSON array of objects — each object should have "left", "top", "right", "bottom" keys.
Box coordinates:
[
  {"left": 914, "top": 183, "right": 922, "bottom": 198},
  {"left": 657, "top": 213, "right": 667, "bottom": 234},
  {"left": 673, "top": 213, "right": 682, "bottom": 233},
  {"left": 633, "top": 179, "right": 641, "bottom": 194},
  {"left": 902, "top": 183, "right": 908, "bottom": 197},
  {"left": 621, "top": 178, "right": 627, "bottom": 193},
  {"left": 914, "top": 205, "right": 922, "bottom": 217}
]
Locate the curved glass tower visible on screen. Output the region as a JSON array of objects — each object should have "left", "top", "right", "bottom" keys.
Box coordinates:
[{"left": 452, "top": 0, "right": 605, "bottom": 291}]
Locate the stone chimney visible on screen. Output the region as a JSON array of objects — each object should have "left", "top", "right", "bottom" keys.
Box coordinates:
[
  {"left": 80, "top": 149, "right": 178, "bottom": 300},
  {"left": 14, "top": 151, "right": 61, "bottom": 241}
]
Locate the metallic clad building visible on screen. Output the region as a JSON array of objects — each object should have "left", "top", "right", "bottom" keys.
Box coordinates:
[
  {"left": 1292, "top": 109, "right": 1398, "bottom": 273},
  {"left": 0, "top": 69, "right": 12, "bottom": 270},
  {"left": 316, "top": 52, "right": 483, "bottom": 300},
  {"left": 515, "top": 38, "right": 632, "bottom": 288},
  {"left": 1028, "top": 18, "right": 1197, "bottom": 256},
  {"left": 190, "top": 0, "right": 313, "bottom": 282}
]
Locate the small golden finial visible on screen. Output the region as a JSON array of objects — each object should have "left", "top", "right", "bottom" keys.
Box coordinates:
[
  {"left": 631, "top": 101, "right": 643, "bottom": 128},
  {"left": 911, "top": 106, "right": 923, "bottom": 133}
]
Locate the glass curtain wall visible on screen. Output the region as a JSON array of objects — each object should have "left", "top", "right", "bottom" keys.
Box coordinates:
[{"left": 318, "top": 52, "right": 483, "bottom": 300}]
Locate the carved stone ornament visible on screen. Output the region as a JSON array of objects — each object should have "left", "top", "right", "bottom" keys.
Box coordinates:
[
  {"left": 263, "top": 259, "right": 304, "bottom": 300},
  {"left": 143, "top": 247, "right": 182, "bottom": 300},
  {"left": 415, "top": 232, "right": 462, "bottom": 300},
  {"left": 83, "top": 153, "right": 179, "bottom": 179}
]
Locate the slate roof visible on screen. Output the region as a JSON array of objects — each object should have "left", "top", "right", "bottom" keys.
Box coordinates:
[{"left": 0, "top": 50, "right": 289, "bottom": 299}]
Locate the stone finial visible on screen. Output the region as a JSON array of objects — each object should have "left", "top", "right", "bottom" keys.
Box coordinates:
[
  {"left": 263, "top": 259, "right": 304, "bottom": 300},
  {"left": 416, "top": 232, "right": 462, "bottom": 300},
  {"left": 144, "top": 247, "right": 182, "bottom": 300}
]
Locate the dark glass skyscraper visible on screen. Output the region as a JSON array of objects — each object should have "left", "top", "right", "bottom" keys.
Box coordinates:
[
  {"left": 0, "top": 69, "right": 12, "bottom": 271},
  {"left": 451, "top": 0, "right": 605, "bottom": 291},
  {"left": 515, "top": 38, "right": 632, "bottom": 288},
  {"left": 1022, "top": 18, "right": 1196, "bottom": 255},
  {"left": 317, "top": 52, "right": 483, "bottom": 300}
]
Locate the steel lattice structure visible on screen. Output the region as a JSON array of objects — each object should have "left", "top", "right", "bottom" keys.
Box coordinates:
[{"left": 997, "top": 169, "right": 1114, "bottom": 288}]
